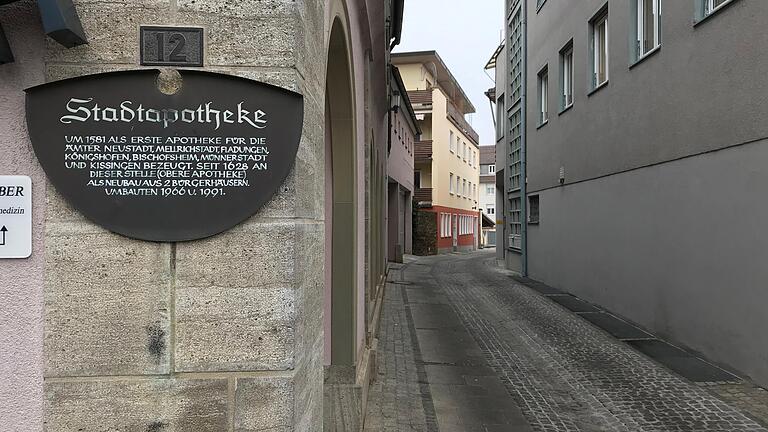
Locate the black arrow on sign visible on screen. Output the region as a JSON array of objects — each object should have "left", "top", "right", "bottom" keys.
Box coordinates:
[{"left": 0, "top": 226, "right": 6, "bottom": 246}]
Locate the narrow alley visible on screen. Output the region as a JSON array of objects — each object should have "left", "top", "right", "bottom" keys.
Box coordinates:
[{"left": 365, "top": 251, "right": 768, "bottom": 432}]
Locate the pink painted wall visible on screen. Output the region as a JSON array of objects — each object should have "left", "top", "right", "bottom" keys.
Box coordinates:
[
  {"left": 0, "top": 2, "right": 46, "bottom": 430},
  {"left": 387, "top": 105, "right": 416, "bottom": 193},
  {"left": 323, "top": 0, "right": 389, "bottom": 364}
]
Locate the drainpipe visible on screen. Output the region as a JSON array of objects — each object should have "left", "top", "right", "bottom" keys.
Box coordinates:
[{"left": 520, "top": 0, "right": 529, "bottom": 277}]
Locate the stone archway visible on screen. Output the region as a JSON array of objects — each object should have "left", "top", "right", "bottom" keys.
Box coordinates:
[{"left": 325, "top": 16, "right": 357, "bottom": 367}]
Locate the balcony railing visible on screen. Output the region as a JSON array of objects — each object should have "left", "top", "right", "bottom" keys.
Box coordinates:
[
  {"left": 414, "top": 188, "right": 433, "bottom": 205},
  {"left": 407, "top": 90, "right": 433, "bottom": 106},
  {"left": 414, "top": 140, "right": 433, "bottom": 164},
  {"left": 447, "top": 102, "right": 480, "bottom": 145}
]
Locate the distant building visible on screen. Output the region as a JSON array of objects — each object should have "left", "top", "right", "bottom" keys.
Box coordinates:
[
  {"left": 392, "top": 51, "right": 481, "bottom": 254},
  {"left": 493, "top": 0, "right": 768, "bottom": 389},
  {"left": 387, "top": 66, "right": 421, "bottom": 262},
  {"left": 478, "top": 145, "right": 497, "bottom": 247}
]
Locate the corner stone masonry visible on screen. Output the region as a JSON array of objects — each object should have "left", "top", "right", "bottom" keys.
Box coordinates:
[{"left": 42, "top": 0, "right": 326, "bottom": 430}]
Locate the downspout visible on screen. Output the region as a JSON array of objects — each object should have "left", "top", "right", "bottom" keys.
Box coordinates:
[{"left": 520, "top": 0, "right": 529, "bottom": 277}]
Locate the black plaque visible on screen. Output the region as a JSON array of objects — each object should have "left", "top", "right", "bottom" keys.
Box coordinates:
[
  {"left": 25, "top": 69, "right": 304, "bottom": 242},
  {"left": 140, "top": 26, "right": 204, "bottom": 67}
]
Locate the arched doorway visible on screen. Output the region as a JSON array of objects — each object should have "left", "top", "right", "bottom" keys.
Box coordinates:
[{"left": 325, "top": 16, "right": 356, "bottom": 366}]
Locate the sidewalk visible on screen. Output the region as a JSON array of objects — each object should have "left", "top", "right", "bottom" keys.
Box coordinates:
[{"left": 364, "top": 258, "right": 533, "bottom": 431}]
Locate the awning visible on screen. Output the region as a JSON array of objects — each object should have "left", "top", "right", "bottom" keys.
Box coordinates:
[{"left": 481, "top": 212, "right": 495, "bottom": 228}]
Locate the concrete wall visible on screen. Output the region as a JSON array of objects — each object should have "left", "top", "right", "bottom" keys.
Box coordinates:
[
  {"left": 528, "top": 138, "right": 768, "bottom": 387},
  {"left": 525, "top": 0, "right": 768, "bottom": 386},
  {"left": 0, "top": 2, "right": 46, "bottom": 431},
  {"left": 493, "top": 39, "right": 507, "bottom": 262},
  {"left": 526, "top": 0, "right": 768, "bottom": 191}
]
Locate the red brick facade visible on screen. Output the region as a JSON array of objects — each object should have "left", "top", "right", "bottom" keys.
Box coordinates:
[{"left": 421, "top": 206, "right": 479, "bottom": 252}]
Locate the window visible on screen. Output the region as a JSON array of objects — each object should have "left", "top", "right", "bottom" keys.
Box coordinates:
[
  {"left": 559, "top": 42, "right": 574, "bottom": 109},
  {"left": 537, "top": 66, "right": 548, "bottom": 125},
  {"left": 456, "top": 176, "right": 461, "bottom": 196},
  {"left": 704, "top": 0, "right": 732, "bottom": 16},
  {"left": 590, "top": 7, "right": 609, "bottom": 89},
  {"left": 487, "top": 205, "right": 495, "bottom": 215},
  {"left": 496, "top": 95, "right": 505, "bottom": 139},
  {"left": 488, "top": 164, "right": 496, "bottom": 174},
  {"left": 486, "top": 185, "right": 494, "bottom": 195},
  {"left": 463, "top": 142, "right": 467, "bottom": 160},
  {"left": 449, "top": 173, "right": 454, "bottom": 194},
  {"left": 441, "top": 213, "right": 452, "bottom": 238},
  {"left": 632, "top": 0, "right": 660, "bottom": 63},
  {"left": 414, "top": 171, "right": 421, "bottom": 189},
  {"left": 445, "top": 213, "right": 452, "bottom": 237},
  {"left": 449, "top": 130, "right": 455, "bottom": 152},
  {"left": 529, "top": 195, "right": 540, "bottom": 223},
  {"left": 462, "top": 179, "right": 467, "bottom": 197},
  {"left": 473, "top": 184, "right": 477, "bottom": 200},
  {"left": 696, "top": 0, "right": 733, "bottom": 23}
]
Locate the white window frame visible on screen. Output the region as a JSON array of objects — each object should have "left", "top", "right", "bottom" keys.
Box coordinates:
[
  {"left": 456, "top": 176, "right": 461, "bottom": 196},
  {"left": 449, "top": 130, "right": 455, "bottom": 153},
  {"left": 560, "top": 43, "right": 574, "bottom": 109},
  {"left": 634, "top": 0, "right": 661, "bottom": 62},
  {"left": 487, "top": 205, "right": 495, "bottom": 215},
  {"left": 449, "top": 173, "right": 454, "bottom": 194},
  {"left": 591, "top": 8, "right": 609, "bottom": 89},
  {"left": 538, "top": 67, "right": 549, "bottom": 125},
  {"left": 488, "top": 164, "right": 496, "bottom": 174},
  {"left": 705, "top": 0, "right": 732, "bottom": 16}
]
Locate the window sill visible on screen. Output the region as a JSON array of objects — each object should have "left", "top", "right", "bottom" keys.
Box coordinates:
[
  {"left": 629, "top": 45, "right": 661, "bottom": 69},
  {"left": 536, "top": 119, "right": 549, "bottom": 130},
  {"left": 587, "top": 80, "right": 609, "bottom": 97},
  {"left": 528, "top": 220, "right": 539, "bottom": 225},
  {"left": 558, "top": 103, "right": 573, "bottom": 116},
  {"left": 694, "top": 0, "right": 738, "bottom": 27}
]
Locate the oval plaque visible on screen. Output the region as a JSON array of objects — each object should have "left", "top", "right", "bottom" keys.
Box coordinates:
[{"left": 26, "top": 70, "right": 303, "bottom": 242}]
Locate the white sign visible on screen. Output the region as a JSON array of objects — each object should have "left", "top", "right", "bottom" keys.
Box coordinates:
[{"left": 0, "top": 176, "right": 32, "bottom": 258}]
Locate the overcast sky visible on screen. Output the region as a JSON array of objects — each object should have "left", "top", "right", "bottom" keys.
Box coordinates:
[{"left": 394, "top": 0, "right": 505, "bottom": 145}]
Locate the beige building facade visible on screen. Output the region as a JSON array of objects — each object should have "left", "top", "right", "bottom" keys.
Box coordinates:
[{"left": 392, "top": 51, "right": 481, "bottom": 254}]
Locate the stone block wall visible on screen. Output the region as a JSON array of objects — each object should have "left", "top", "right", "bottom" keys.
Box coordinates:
[{"left": 40, "top": 0, "right": 326, "bottom": 430}]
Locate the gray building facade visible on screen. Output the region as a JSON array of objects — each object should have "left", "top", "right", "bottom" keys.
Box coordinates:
[{"left": 498, "top": 0, "right": 768, "bottom": 388}]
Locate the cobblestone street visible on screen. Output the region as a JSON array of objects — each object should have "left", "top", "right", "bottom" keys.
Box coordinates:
[{"left": 364, "top": 251, "right": 768, "bottom": 432}]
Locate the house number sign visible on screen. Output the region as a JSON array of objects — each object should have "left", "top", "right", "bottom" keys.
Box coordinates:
[
  {"left": 25, "top": 70, "right": 303, "bottom": 242},
  {"left": 140, "top": 26, "right": 204, "bottom": 67}
]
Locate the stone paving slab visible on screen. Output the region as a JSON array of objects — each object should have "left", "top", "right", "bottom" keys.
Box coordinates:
[
  {"left": 365, "top": 252, "right": 768, "bottom": 431},
  {"left": 433, "top": 251, "right": 768, "bottom": 432}
]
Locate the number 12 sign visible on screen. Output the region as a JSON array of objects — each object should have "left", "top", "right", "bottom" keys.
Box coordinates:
[{"left": 140, "top": 26, "right": 204, "bottom": 67}]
